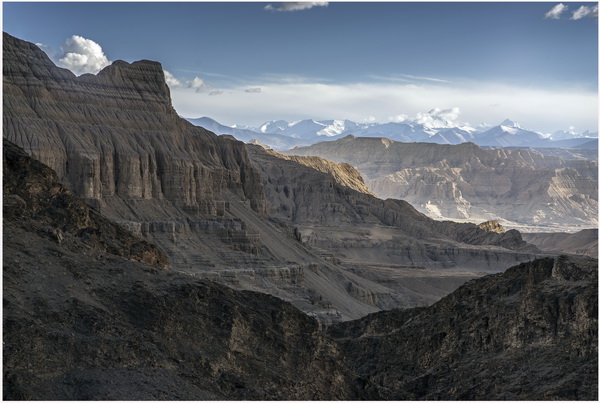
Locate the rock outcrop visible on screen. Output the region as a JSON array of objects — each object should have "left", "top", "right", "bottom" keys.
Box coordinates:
[
  {"left": 3, "top": 192, "right": 353, "bottom": 400},
  {"left": 477, "top": 220, "right": 506, "bottom": 233},
  {"left": 284, "top": 136, "right": 598, "bottom": 231},
  {"left": 329, "top": 255, "right": 598, "bottom": 400},
  {"left": 4, "top": 184, "right": 596, "bottom": 400},
  {"left": 3, "top": 139, "right": 168, "bottom": 269}
]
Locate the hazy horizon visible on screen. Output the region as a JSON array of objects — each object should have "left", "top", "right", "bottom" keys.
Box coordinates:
[{"left": 3, "top": 1, "right": 598, "bottom": 133}]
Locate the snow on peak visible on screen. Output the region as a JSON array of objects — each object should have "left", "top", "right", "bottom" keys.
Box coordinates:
[
  {"left": 259, "top": 120, "right": 290, "bottom": 133},
  {"left": 499, "top": 119, "right": 521, "bottom": 129},
  {"left": 499, "top": 125, "right": 518, "bottom": 135},
  {"left": 415, "top": 107, "right": 463, "bottom": 129}
]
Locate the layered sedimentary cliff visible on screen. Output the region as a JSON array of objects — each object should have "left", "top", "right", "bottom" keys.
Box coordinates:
[
  {"left": 3, "top": 33, "right": 273, "bottom": 270},
  {"left": 4, "top": 35, "right": 265, "bottom": 215},
  {"left": 4, "top": 32, "right": 542, "bottom": 320},
  {"left": 285, "top": 136, "right": 598, "bottom": 230},
  {"left": 3, "top": 32, "right": 596, "bottom": 400},
  {"left": 247, "top": 144, "right": 538, "bottom": 273},
  {"left": 3, "top": 139, "right": 168, "bottom": 268}
]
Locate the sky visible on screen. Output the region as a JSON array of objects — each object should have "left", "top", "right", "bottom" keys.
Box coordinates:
[{"left": 2, "top": 1, "right": 599, "bottom": 133}]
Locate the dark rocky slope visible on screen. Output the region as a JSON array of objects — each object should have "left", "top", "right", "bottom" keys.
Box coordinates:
[
  {"left": 4, "top": 139, "right": 597, "bottom": 400},
  {"left": 329, "top": 255, "right": 598, "bottom": 400},
  {"left": 4, "top": 147, "right": 596, "bottom": 399},
  {"left": 2, "top": 139, "right": 352, "bottom": 400},
  {"left": 3, "top": 223, "right": 352, "bottom": 400}
]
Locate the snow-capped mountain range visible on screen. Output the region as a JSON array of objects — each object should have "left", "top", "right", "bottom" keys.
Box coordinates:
[{"left": 186, "top": 114, "right": 598, "bottom": 151}]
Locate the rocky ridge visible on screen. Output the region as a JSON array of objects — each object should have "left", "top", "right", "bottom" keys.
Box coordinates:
[
  {"left": 4, "top": 165, "right": 596, "bottom": 399},
  {"left": 329, "top": 255, "right": 598, "bottom": 400},
  {"left": 522, "top": 229, "right": 598, "bottom": 257},
  {"left": 268, "top": 149, "right": 375, "bottom": 196},
  {"left": 284, "top": 135, "right": 598, "bottom": 231},
  {"left": 4, "top": 32, "right": 542, "bottom": 321}
]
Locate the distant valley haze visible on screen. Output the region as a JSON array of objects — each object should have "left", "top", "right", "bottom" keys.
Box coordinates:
[{"left": 3, "top": 1, "right": 598, "bottom": 134}]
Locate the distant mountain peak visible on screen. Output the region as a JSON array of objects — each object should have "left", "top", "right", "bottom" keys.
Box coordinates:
[
  {"left": 499, "top": 118, "right": 521, "bottom": 128},
  {"left": 187, "top": 115, "right": 597, "bottom": 151}
]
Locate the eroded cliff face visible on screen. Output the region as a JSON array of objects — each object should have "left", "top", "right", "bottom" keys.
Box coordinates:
[
  {"left": 3, "top": 139, "right": 168, "bottom": 269},
  {"left": 285, "top": 136, "right": 598, "bottom": 230},
  {"left": 247, "top": 144, "right": 539, "bottom": 273},
  {"left": 4, "top": 35, "right": 267, "bottom": 214},
  {"left": 2, "top": 32, "right": 542, "bottom": 321},
  {"left": 3, "top": 32, "right": 270, "bottom": 269}
]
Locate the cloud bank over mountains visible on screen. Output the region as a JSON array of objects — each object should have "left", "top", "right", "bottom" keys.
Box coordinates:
[
  {"left": 170, "top": 76, "right": 597, "bottom": 135},
  {"left": 36, "top": 34, "right": 598, "bottom": 134}
]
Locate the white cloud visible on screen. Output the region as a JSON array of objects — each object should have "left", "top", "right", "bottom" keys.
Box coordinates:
[
  {"left": 35, "top": 42, "right": 58, "bottom": 60},
  {"left": 415, "top": 107, "right": 461, "bottom": 127},
  {"left": 389, "top": 114, "right": 408, "bottom": 123},
  {"left": 245, "top": 87, "right": 262, "bottom": 93},
  {"left": 169, "top": 78, "right": 598, "bottom": 134},
  {"left": 571, "top": 5, "right": 598, "bottom": 20},
  {"left": 544, "top": 3, "right": 568, "bottom": 19},
  {"left": 264, "top": 2, "right": 328, "bottom": 12},
  {"left": 164, "top": 70, "right": 183, "bottom": 88},
  {"left": 163, "top": 71, "right": 223, "bottom": 94},
  {"left": 57, "top": 35, "right": 111, "bottom": 75},
  {"left": 399, "top": 74, "right": 451, "bottom": 83},
  {"left": 190, "top": 76, "right": 213, "bottom": 93}
]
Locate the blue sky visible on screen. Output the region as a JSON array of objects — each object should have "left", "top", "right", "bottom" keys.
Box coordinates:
[{"left": 3, "top": 1, "right": 599, "bottom": 133}]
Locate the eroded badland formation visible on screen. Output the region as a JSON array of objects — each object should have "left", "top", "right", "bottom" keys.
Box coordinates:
[{"left": 3, "top": 32, "right": 598, "bottom": 399}]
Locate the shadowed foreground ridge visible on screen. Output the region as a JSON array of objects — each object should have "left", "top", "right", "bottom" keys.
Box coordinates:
[
  {"left": 3, "top": 139, "right": 597, "bottom": 400},
  {"left": 2, "top": 139, "right": 352, "bottom": 400},
  {"left": 329, "top": 255, "right": 598, "bottom": 400}
]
